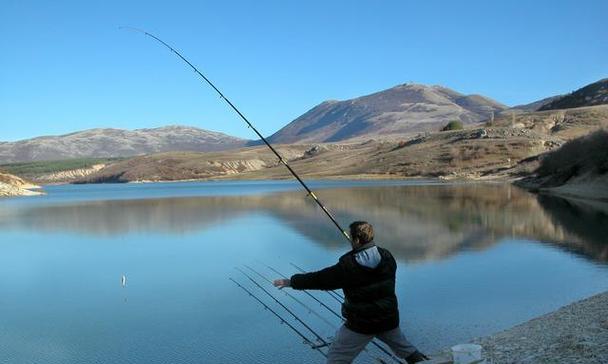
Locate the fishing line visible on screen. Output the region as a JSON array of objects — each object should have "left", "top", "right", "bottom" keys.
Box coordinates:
[
  {"left": 235, "top": 267, "right": 330, "bottom": 349},
  {"left": 120, "top": 27, "right": 351, "bottom": 243},
  {"left": 230, "top": 277, "right": 328, "bottom": 358},
  {"left": 243, "top": 265, "right": 337, "bottom": 330}
]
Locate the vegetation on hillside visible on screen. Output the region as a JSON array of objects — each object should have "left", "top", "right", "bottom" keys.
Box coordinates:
[
  {"left": 441, "top": 120, "right": 464, "bottom": 131},
  {"left": 537, "top": 128, "right": 608, "bottom": 181},
  {"left": 0, "top": 157, "right": 125, "bottom": 178}
]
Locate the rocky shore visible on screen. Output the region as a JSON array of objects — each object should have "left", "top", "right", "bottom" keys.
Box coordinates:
[
  {"left": 472, "top": 291, "right": 608, "bottom": 363},
  {"left": 425, "top": 292, "right": 608, "bottom": 363}
]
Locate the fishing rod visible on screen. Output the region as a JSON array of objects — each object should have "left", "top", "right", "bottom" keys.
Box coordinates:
[
  {"left": 290, "top": 262, "right": 344, "bottom": 302},
  {"left": 229, "top": 278, "right": 328, "bottom": 358},
  {"left": 235, "top": 267, "right": 331, "bottom": 350},
  {"left": 121, "top": 27, "right": 351, "bottom": 243},
  {"left": 243, "top": 265, "right": 337, "bottom": 329}
]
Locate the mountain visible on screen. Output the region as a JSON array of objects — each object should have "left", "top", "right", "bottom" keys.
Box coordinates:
[
  {"left": 0, "top": 125, "right": 249, "bottom": 163},
  {"left": 539, "top": 78, "right": 608, "bottom": 111},
  {"left": 267, "top": 83, "right": 507, "bottom": 144}
]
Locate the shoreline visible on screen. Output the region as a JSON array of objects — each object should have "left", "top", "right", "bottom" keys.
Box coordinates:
[
  {"left": 474, "top": 290, "right": 608, "bottom": 363},
  {"left": 59, "top": 173, "right": 514, "bottom": 184},
  {"left": 431, "top": 291, "right": 608, "bottom": 364},
  {"left": 68, "top": 174, "right": 608, "bottom": 205},
  {"left": 5, "top": 174, "right": 608, "bottom": 209}
]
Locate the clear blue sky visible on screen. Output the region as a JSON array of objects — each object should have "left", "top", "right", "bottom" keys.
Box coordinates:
[{"left": 1, "top": 0, "right": 606, "bottom": 141}]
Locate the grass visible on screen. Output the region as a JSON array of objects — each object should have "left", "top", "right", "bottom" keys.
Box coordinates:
[{"left": 0, "top": 157, "right": 125, "bottom": 178}]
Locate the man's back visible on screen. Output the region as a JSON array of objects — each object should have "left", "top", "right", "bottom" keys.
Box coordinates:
[
  {"left": 340, "top": 243, "right": 399, "bottom": 334},
  {"left": 290, "top": 242, "right": 399, "bottom": 334}
]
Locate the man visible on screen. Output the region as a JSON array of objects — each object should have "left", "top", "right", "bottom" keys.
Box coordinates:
[{"left": 273, "top": 221, "right": 428, "bottom": 364}]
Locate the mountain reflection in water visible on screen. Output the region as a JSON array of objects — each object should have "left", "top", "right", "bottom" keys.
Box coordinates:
[{"left": 2, "top": 184, "right": 607, "bottom": 264}]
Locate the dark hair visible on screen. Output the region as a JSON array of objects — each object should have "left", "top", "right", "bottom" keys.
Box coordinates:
[{"left": 349, "top": 221, "right": 374, "bottom": 244}]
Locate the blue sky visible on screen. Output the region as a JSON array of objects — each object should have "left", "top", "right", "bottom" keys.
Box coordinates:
[{"left": 1, "top": 0, "right": 606, "bottom": 141}]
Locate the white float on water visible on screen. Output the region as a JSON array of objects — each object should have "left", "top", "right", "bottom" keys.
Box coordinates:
[{"left": 451, "top": 344, "right": 483, "bottom": 364}]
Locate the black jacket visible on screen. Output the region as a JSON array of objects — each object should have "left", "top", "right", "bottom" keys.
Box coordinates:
[{"left": 290, "top": 243, "right": 399, "bottom": 334}]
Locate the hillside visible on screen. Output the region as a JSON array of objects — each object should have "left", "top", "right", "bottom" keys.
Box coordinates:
[
  {"left": 75, "top": 101, "right": 608, "bottom": 185},
  {"left": 539, "top": 78, "right": 608, "bottom": 111},
  {"left": 75, "top": 145, "right": 312, "bottom": 183},
  {"left": 267, "top": 83, "right": 507, "bottom": 143},
  {"left": 488, "top": 104, "right": 608, "bottom": 140},
  {"left": 76, "top": 125, "right": 562, "bottom": 184},
  {"left": 0, "top": 125, "right": 249, "bottom": 163}
]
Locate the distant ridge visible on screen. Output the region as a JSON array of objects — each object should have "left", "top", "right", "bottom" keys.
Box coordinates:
[
  {"left": 267, "top": 83, "right": 507, "bottom": 143},
  {"left": 0, "top": 125, "right": 249, "bottom": 163},
  {"left": 508, "top": 95, "right": 564, "bottom": 113},
  {"left": 539, "top": 78, "right": 608, "bottom": 111}
]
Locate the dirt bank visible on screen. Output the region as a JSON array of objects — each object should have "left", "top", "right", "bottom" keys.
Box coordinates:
[{"left": 0, "top": 172, "right": 44, "bottom": 197}]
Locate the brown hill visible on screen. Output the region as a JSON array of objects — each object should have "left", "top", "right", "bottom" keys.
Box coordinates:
[
  {"left": 76, "top": 126, "right": 559, "bottom": 184},
  {"left": 267, "top": 83, "right": 507, "bottom": 143}
]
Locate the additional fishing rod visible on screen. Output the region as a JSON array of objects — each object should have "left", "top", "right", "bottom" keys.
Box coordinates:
[
  {"left": 290, "top": 262, "right": 345, "bottom": 302},
  {"left": 235, "top": 267, "right": 331, "bottom": 350},
  {"left": 229, "top": 278, "right": 328, "bottom": 358},
  {"left": 121, "top": 26, "right": 351, "bottom": 244},
  {"left": 243, "top": 265, "right": 337, "bottom": 330},
  {"left": 236, "top": 265, "right": 394, "bottom": 364},
  {"left": 265, "top": 263, "right": 403, "bottom": 364},
  {"left": 263, "top": 263, "right": 344, "bottom": 320}
]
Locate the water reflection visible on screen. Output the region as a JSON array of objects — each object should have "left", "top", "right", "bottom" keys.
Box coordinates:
[{"left": 1, "top": 184, "right": 607, "bottom": 264}]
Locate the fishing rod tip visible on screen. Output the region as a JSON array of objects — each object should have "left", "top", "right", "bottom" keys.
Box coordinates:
[{"left": 118, "top": 25, "right": 146, "bottom": 34}]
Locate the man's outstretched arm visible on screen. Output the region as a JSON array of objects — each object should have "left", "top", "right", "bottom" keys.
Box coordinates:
[{"left": 273, "top": 263, "right": 347, "bottom": 291}]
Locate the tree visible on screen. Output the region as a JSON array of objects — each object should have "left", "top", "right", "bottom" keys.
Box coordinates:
[{"left": 441, "top": 120, "right": 464, "bottom": 131}]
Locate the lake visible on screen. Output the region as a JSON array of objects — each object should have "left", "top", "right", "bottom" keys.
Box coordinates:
[{"left": 1, "top": 180, "right": 607, "bottom": 363}]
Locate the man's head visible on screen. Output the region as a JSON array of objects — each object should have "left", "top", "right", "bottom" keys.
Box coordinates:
[{"left": 349, "top": 221, "right": 374, "bottom": 248}]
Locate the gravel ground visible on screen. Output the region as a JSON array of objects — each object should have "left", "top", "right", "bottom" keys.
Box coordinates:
[{"left": 471, "top": 291, "right": 608, "bottom": 363}]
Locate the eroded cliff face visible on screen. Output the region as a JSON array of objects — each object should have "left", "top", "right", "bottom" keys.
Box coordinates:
[
  {"left": 34, "top": 164, "right": 106, "bottom": 183},
  {"left": 0, "top": 172, "right": 43, "bottom": 197}
]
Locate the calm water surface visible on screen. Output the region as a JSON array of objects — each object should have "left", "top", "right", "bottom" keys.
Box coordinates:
[{"left": 1, "top": 180, "right": 607, "bottom": 363}]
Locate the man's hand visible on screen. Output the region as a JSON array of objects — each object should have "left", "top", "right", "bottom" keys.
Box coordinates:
[{"left": 273, "top": 278, "right": 291, "bottom": 289}]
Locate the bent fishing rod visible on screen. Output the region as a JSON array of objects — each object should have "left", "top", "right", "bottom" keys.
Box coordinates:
[{"left": 121, "top": 27, "right": 350, "bottom": 243}]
